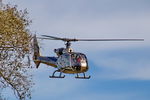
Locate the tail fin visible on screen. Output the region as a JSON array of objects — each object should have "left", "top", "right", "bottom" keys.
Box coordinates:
[{"left": 33, "top": 35, "right": 40, "bottom": 68}]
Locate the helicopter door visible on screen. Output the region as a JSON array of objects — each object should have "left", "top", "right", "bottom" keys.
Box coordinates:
[
  {"left": 56, "top": 53, "right": 71, "bottom": 69},
  {"left": 71, "top": 53, "right": 87, "bottom": 68}
]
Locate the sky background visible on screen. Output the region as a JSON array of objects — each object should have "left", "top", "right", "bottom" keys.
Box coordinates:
[{"left": 2, "top": 0, "right": 150, "bottom": 100}]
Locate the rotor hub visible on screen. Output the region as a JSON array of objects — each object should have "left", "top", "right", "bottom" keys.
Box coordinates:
[{"left": 65, "top": 41, "right": 71, "bottom": 49}]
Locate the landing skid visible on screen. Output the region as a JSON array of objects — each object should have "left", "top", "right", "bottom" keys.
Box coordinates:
[
  {"left": 75, "top": 73, "right": 91, "bottom": 79},
  {"left": 49, "top": 70, "right": 65, "bottom": 78},
  {"left": 49, "top": 70, "right": 90, "bottom": 79}
]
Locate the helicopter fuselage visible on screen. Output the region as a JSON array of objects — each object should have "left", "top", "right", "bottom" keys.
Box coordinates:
[{"left": 36, "top": 49, "right": 89, "bottom": 74}]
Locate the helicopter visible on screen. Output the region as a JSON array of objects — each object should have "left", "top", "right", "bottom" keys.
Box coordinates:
[{"left": 33, "top": 35, "right": 144, "bottom": 79}]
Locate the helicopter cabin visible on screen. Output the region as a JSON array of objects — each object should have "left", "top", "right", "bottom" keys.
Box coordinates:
[{"left": 56, "top": 52, "right": 89, "bottom": 73}]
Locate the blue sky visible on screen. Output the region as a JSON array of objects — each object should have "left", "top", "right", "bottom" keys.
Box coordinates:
[{"left": 3, "top": 0, "right": 150, "bottom": 100}]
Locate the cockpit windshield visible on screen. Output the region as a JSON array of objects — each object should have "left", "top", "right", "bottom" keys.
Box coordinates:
[
  {"left": 56, "top": 52, "right": 88, "bottom": 69},
  {"left": 71, "top": 53, "right": 87, "bottom": 66}
]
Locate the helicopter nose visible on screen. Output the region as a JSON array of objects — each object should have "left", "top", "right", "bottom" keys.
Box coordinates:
[{"left": 81, "top": 66, "right": 88, "bottom": 72}]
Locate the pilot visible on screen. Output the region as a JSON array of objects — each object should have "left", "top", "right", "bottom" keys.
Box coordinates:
[{"left": 77, "top": 55, "right": 82, "bottom": 63}]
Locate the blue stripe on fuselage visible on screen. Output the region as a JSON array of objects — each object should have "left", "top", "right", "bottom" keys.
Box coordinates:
[{"left": 38, "top": 56, "right": 57, "bottom": 64}]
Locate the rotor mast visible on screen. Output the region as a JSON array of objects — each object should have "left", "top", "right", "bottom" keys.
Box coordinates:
[{"left": 65, "top": 41, "right": 71, "bottom": 49}]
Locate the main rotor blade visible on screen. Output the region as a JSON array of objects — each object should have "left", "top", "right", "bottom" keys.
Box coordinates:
[
  {"left": 40, "top": 35, "right": 144, "bottom": 42},
  {"left": 41, "top": 35, "right": 67, "bottom": 40},
  {"left": 76, "top": 39, "right": 144, "bottom": 41},
  {"left": 41, "top": 35, "right": 77, "bottom": 41},
  {"left": 37, "top": 37, "right": 56, "bottom": 40}
]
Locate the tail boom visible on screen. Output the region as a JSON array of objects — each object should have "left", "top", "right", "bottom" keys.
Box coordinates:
[{"left": 36, "top": 56, "right": 57, "bottom": 68}]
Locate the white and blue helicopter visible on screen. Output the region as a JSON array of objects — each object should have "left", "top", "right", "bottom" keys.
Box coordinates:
[{"left": 33, "top": 35, "right": 144, "bottom": 79}]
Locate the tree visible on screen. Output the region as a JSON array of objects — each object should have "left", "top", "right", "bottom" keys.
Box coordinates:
[{"left": 0, "top": 3, "right": 33, "bottom": 100}]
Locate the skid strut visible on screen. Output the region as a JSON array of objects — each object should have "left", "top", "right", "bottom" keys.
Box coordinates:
[
  {"left": 75, "top": 73, "right": 91, "bottom": 79},
  {"left": 49, "top": 70, "right": 65, "bottom": 78}
]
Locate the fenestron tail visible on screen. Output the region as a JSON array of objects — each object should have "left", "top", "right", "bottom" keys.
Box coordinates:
[{"left": 33, "top": 35, "right": 40, "bottom": 68}]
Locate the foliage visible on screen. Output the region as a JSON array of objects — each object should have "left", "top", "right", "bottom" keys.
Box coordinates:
[{"left": 0, "top": 3, "right": 33, "bottom": 100}]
